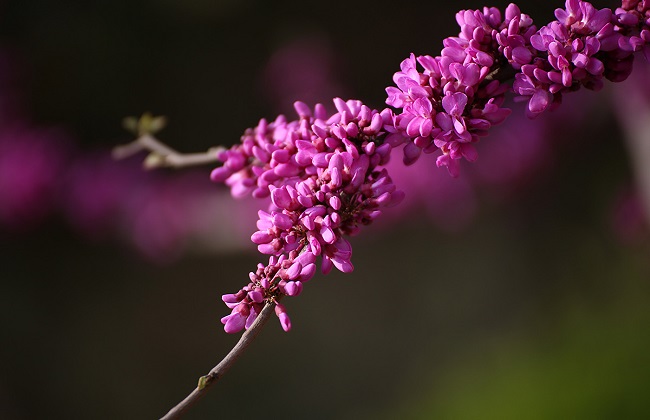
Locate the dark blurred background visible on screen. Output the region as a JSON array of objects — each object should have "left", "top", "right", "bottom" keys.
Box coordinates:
[{"left": 1, "top": 1, "right": 649, "bottom": 419}]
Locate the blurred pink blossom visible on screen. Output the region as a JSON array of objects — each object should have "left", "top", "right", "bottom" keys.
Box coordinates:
[
  {"left": 0, "top": 124, "right": 71, "bottom": 230},
  {"left": 62, "top": 151, "right": 146, "bottom": 238},
  {"left": 381, "top": 153, "right": 477, "bottom": 233},
  {"left": 62, "top": 153, "right": 257, "bottom": 262}
]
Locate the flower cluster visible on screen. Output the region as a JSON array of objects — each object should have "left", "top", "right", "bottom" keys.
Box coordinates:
[
  {"left": 385, "top": 0, "right": 650, "bottom": 176},
  {"left": 514, "top": 0, "right": 648, "bottom": 117},
  {"left": 215, "top": 0, "right": 649, "bottom": 334},
  {"left": 616, "top": 0, "right": 650, "bottom": 58},
  {"left": 211, "top": 98, "right": 392, "bottom": 198},
  {"left": 214, "top": 99, "right": 404, "bottom": 332},
  {"left": 385, "top": 4, "right": 534, "bottom": 176}
]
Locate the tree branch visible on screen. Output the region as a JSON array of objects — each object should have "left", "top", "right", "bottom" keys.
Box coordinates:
[
  {"left": 159, "top": 302, "right": 276, "bottom": 420},
  {"left": 113, "top": 134, "right": 223, "bottom": 169}
]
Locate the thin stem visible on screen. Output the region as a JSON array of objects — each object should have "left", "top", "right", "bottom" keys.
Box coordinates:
[
  {"left": 159, "top": 302, "right": 276, "bottom": 420},
  {"left": 113, "top": 134, "right": 223, "bottom": 169}
]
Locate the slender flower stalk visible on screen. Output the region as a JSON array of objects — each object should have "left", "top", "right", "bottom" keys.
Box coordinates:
[{"left": 159, "top": 302, "right": 277, "bottom": 420}]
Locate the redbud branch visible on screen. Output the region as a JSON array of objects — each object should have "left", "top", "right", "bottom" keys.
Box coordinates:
[
  {"left": 159, "top": 301, "right": 276, "bottom": 420},
  {"left": 113, "top": 134, "right": 223, "bottom": 169}
]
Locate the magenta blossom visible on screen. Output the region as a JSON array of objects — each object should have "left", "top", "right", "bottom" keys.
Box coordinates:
[{"left": 214, "top": 98, "right": 404, "bottom": 332}]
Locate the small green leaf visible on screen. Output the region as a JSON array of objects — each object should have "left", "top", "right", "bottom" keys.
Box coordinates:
[
  {"left": 122, "top": 113, "right": 167, "bottom": 136},
  {"left": 197, "top": 375, "right": 210, "bottom": 390},
  {"left": 138, "top": 112, "right": 154, "bottom": 136}
]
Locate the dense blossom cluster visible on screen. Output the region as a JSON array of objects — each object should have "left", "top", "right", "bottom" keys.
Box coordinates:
[
  {"left": 385, "top": 0, "right": 650, "bottom": 176},
  {"left": 385, "top": 4, "right": 534, "bottom": 176},
  {"left": 514, "top": 0, "right": 647, "bottom": 117},
  {"left": 214, "top": 99, "right": 404, "bottom": 332},
  {"left": 213, "top": 0, "right": 649, "bottom": 333},
  {"left": 210, "top": 98, "right": 393, "bottom": 198}
]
